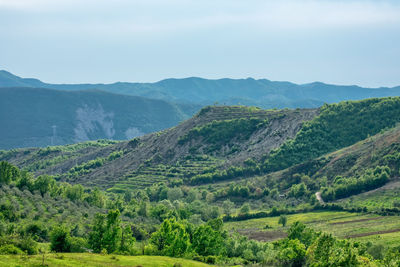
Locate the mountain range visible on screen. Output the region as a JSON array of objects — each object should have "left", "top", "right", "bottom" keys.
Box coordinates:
[
  {"left": 2, "top": 70, "right": 400, "bottom": 108},
  {"left": 1, "top": 70, "right": 400, "bottom": 150}
]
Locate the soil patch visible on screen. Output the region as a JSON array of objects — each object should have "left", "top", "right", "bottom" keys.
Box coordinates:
[{"left": 236, "top": 229, "right": 287, "bottom": 242}]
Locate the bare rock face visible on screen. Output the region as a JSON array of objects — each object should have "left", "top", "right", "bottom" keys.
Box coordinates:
[{"left": 74, "top": 104, "right": 115, "bottom": 142}]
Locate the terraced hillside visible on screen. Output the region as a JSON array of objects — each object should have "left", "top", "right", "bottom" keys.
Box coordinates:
[
  {"left": 2, "top": 97, "right": 400, "bottom": 194},
  {"left": 1, "top": 106, "right": 318, "bottom": 191}
]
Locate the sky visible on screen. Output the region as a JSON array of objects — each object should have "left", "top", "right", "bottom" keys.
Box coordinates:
[{"left": 0, "top": 0, "right": 399, "bottom": 87}]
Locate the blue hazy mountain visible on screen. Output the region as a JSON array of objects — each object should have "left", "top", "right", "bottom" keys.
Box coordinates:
[
  {"left": 1, "top": 70, "right": 399, "bottom": 109},
  {"left": 0, "top": 87, "right": 199, "bottom": 149}
]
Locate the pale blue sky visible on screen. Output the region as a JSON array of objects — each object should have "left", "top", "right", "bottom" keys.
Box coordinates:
[{"left": 0, "top": 0, "right": 399, "bottom": 87}]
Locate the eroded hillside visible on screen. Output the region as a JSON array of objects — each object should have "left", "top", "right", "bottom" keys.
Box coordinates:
[{"left": 0, "top": 106, "right": 318, "bottom": 191}]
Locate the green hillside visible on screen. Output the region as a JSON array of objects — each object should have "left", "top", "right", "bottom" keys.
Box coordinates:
[{"left": 2, "top": 97, "right": 400, "bottom": 265}]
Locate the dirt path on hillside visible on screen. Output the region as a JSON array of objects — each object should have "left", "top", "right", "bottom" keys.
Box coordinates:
[{"left": 316, "top": 192, "right": 325, "bottom": 204}]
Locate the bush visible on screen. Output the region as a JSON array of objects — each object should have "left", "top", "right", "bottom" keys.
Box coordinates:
[
  {"left": 0, "top": 244, "right": 23, "bottom": 255},
  {"left": 50, "top": 226, "right": 71, "bottom": 252},
  {"left": 69, "top": 236, "right": 87, "bottom": 252},
  {"left": 18, "top": 237, "right": 38, "bottom": 255},
  {"left": 205, "top": 255, "right": 217, "bottom": 264}
]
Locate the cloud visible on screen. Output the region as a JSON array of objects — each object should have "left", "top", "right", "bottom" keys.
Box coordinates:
[{"left": 1, "top": 0, "right": 399, "bottom": 36}]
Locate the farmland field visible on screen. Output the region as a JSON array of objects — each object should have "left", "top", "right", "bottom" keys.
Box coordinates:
[{"left": 224, "top": 211, "right": 400, "bottom": 246}]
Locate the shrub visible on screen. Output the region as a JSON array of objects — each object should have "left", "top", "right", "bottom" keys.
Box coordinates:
[
  {"left": 50, "top": 226, "right": 71, "bottom": 252},
  {"left": 0, "top": 244, "right": 23, "bottom": 255}
]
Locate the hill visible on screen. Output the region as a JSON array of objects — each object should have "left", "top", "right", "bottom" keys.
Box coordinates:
[
  {"left": 1, "top": 70, "right": 400, "bottom": 109},
  {"left": 3, "top": 97, "right": 400, "bottom": 195},
  {"left": 0, "top": 106, "right": 319, "bottom": 191},
  {"left": 3, "top": 97, "right": 400, "bottom": 265},
  {"left": 0, "top": 87, "right": 199, "bottom": 149}
]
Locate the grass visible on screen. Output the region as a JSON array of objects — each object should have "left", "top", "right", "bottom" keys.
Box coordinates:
[
  {"left": 336, "top": 186, "right": 400, "bottom": 211},
  {"left": 224, "top": 211, "right": 400, "bottom": 247},
  {"left": 0, "top": 254, "right": 212, "bottom": 267}
]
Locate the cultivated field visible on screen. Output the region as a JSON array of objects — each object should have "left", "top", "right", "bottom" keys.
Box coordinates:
[{"left": 224, "top": 211, "right": 400, "bottom": 246}]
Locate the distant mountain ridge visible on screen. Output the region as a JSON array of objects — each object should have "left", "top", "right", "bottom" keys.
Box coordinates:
[
  {"left": 1, "top": 70, "right": 399, "bottom": 109},
  {"left": 0, "top": 87, "right": 199, "bottom": 149}
]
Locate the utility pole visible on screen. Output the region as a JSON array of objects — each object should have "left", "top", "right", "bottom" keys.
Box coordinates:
[{"left": 51, "top": 125, "right": 57, "bottom": 146}]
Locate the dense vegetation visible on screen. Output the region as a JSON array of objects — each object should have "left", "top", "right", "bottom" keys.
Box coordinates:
[
  {"left": 2, "top": 97, "right": 400, "bottom": 265},
  {"left": 264, "top": 97, "right": 400, "bottom": 172},
  {"left": 179, "top": 118, "right": 268, "bottom": 149}
]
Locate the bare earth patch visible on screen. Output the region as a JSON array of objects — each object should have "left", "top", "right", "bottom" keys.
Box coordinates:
[{"left": 235, "top": 229, "right": 287, "bottom": 242}]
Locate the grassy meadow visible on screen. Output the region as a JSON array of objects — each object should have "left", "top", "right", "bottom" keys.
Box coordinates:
[{"left": 0, "top": 254, "right": 212, "bottom": 267}]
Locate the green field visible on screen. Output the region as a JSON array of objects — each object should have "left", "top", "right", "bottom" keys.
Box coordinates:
[
  {"left": 0, "top": 254, "right": 212, "bottom": 267},
  {"left": 224, "top": 211, "right": 400, "bottom": 246},
  {"left": 336, "top": 183, "right": 400, "bottom": 211}
]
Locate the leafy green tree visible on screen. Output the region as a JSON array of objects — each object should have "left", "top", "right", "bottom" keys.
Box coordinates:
[
  {"left": 0, "top": 161, "right": 20, "bottom": 184},
  {"left": 277, "top": 239, "right": 306, "bottom": 267},
  {"left": 50, "top": 226, "right": 71, "bottom": 252},
  {"left": 287, "top": 221, "right": 318, "bottom": 247},
  {"left": 150, "top": 218, "right": 190, "bottom": 257},
  {"left": 279, "top": 215, "right": 288, "bottom": 227},
  {"left": 103, "top": 209, "right": 122, "bottom": 253},
  {"left": 191, "top": 220, "right": 226, "bottom": 256},
  {"left": 85, "top": 188, "right": 105, "bottom": 208},
  {"left": 65, "top": 184, "right": 84, "bottom": 201},
  {"left": 119, "top": 225, "right": 136, "bottom": 253},
  {"left": 167, "top": 187, "right": 184, "bottom": 202},
  {"left": 16, "top": 171, "right": 34, "bottom": 190},
  {"left": 306, "top": 233, "right": 359, "bottom": 266},
  {"left": 88, "top": 209, "right": 131, "bottom": 254},
  {"left": 222, "top": 200, "right": 235, "bottom": 216},
  {"left": 33, "top": 175, "right": 55, "bottom": 196},
  {"left": 88, "top": 213, "right": 107, "bottom": 253},
  {"left": 240, "top": 204, "right": 250, "bottom": 215}
]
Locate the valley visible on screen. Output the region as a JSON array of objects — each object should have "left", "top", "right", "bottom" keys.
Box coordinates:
[{"left": 1, "top": 96, "right": 400, "bottom": 266}]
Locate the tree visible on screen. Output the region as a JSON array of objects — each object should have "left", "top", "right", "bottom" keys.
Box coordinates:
[
  {"left": 149, "top": 218, "right": 190, "bottom": 257},
  {"left": 240, "top": 204, "right": 250, "bottom": 215},
  {"left": 191, "top": 219, "right": 226, "bottom": 256},
  {"left": 279, "top": 215, "right": 287, "bottom": 227},
  {"left": 50, "top": 226, "right": 71, "bottom": 252},
  {"left": 306, "top": 233, "right": 359, "bottom": 266},
  {"left": 167, "top": 187, "right": 183, "bottom": 202},
  {"left": 287, "top": 221, "right": 317, "bottom": 247},
  {"left": 103, "top": 209, "right": 122, "bottom": 253},
  {"left": 222, "top": 200, "right": 235, "bottom": 216},
  {"left": 88, "top": 209, "right": 132, "bottom": 254},
  {"left": 85, "top": 188, "right": 105, "bottom": 208},
  {"left": 0, "top": 161, "right": 20, "bottom": 184},
  {"left": 277, "top": 239, "right": 306, "bottom": 267},
  {"left": 65, "top": 184, "right": 84, "bottom": 201},
  {"left": 16, "top": 171, "right": 34, "bottom": 190},
  {"left": 88, "top": 213, "right": 107, "bottom": 253},
  {"left": 120, "top": 225, "right": 136, "bottom": 253},
  {"left": 33, "top": 175, "right": 55, "bottom": 196}
]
